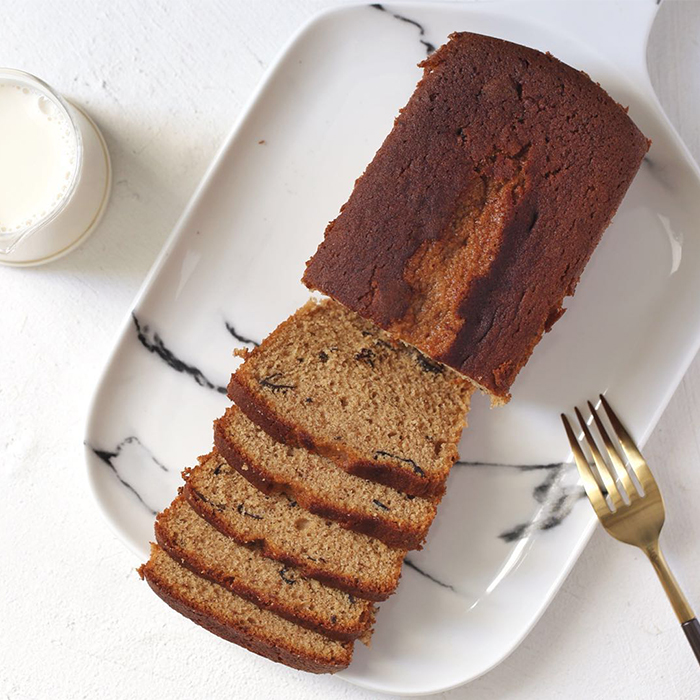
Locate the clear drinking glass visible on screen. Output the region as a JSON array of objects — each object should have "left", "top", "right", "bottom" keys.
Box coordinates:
[{"left": 0, "top": 69, "right": 111, "bottom": 266}]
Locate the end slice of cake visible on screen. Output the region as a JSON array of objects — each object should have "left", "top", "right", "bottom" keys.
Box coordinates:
[
  {"left": 228, "top": 299, "right": 472, "bottom": 497},
  {"left": 156, "top": 496, "right": 375, "bottom": 641},
  {"left": 302, "top": 32, "right": 650, "bottom": 402},
  {"left": 139, "top": 544, "right": 353, "bottom": 673}
]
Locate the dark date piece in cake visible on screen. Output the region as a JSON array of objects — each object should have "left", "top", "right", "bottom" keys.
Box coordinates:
[{"left": 303, "top": 32, "right": 650, "bottom": 402}]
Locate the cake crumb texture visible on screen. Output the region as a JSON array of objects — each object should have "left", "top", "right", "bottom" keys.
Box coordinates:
[{"left": 183, "top": 449, "right": 406, "bottom": 601}]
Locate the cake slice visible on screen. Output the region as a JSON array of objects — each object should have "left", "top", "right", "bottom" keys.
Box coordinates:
[
  {"left": 214, "top": 404, "right": 438, "bottom": 549},
  {"left": 156, "top": 496, "right": 375, "bottom": 641},
  {"left": 183, "top": 450, "right": 405, "bottom": 601},
  {"left": 302, "top": 32, "right": 649, "bottom": 403},
  {"left": 139, "top": 544, "right": 353, "bottom": 673},
  {"left": 228, "top": 299, "right": 472, "bottom": 497}
]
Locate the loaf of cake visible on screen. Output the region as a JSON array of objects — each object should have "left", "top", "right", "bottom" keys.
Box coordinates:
[
  {"left": 139, "top": 31, "right": 650, "bottom": 675},
  {"left": 229, "top": 299, "right": 473, "bottom": 497},
  {"left": 156, "top": 496, "right": 375, "bottom": 641},
  {"left": 183, "top": 450, "right": 406, "bottom": 600},
  {"left": 214, "top": 405, "right": 438, "bottom": 549},
  {"left": 139, "top": 545, "right": 354, "bottom": 673},
  {"left": 302, "top": 32, "right": 649, "bottom": 402}
]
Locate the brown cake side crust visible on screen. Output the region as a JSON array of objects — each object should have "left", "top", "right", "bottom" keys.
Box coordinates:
[
  {"left": 139, "top": 545, "right": 353, "bottom": 674},
  {"left": 303, "top": 32, "right": 650, "bottom": 401}
]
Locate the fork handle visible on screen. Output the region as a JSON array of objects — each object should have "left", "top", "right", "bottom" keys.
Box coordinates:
[
  {"left": 646, "top": 543, "right": 700, "bottom": 664},
  {"left": 682, "top": 619, "right": 700, "bottom": 664}
]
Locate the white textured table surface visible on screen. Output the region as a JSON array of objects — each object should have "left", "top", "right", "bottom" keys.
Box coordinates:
[{"left": 2, "top": 1, "right": 699, "bottom": 698}]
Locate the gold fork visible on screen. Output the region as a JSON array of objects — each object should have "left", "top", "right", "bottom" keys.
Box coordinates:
[{"left": 562, "top": 394, "right": 700, "bottom": 664}]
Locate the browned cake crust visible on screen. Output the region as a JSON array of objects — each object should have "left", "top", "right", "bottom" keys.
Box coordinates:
[
  {"left": 139, "top": 545, "right": 352, "bottom": 674},
  {"left": 303, "top": 32, "right": 650, "bottom": 401},
  {"left": 214, "top": 405, "right": 439, "bottom": 550}
]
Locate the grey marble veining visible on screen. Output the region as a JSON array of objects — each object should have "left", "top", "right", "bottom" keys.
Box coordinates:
[
  {"left": 89, "top": 436, "right": 174, "bottom": 515},
  {"left": 370, "top": 4, "right": 436, "bottom": 55},
  {"left": 224, "top": 320, "right": 260, "bottom": 347},
  {"left": 132, "top": 313, "right": 227, "bottom": 394}
]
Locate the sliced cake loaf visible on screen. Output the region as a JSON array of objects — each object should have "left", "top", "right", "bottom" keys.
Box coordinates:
[
  {"left": 156, "top": 496, "right": 375, "bottom": 641},
  {"left": 139, "top": 544, "right": 354, "bottom": 673},
  {"left": 138, "top": 31, "right": 651, "bottom": 676},
  {"left": 183, "top": 450, "right": 405, "bottom": 601},
  {"left": 214, "top": 404, "right": 438, "bottom": 549},
  {"left": 228, "top": 299, "right": 472, "bottom": 497},
  {"left": 302, "top": 32, "right": 649, "bottom": 403}
]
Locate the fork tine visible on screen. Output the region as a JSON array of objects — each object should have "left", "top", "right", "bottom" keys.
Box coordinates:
[
  {"left": 575, "top": 407, "right": 624, "bottom": 510},
  {"left": 587, "top": 400, "right": 636, "bottom": 500},
  {"left": 561, "top": 414, "right": 610, "bottom": 518},
  {"left": 599, "top": 394, "right": 659, "bottom": 498}
]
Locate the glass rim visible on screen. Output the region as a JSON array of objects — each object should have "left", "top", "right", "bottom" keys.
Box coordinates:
[{"left": 0, "top": 68, "right": 83, "bottom": 252}]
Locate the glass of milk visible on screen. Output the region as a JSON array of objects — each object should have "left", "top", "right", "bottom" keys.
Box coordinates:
[{"left": 0, "top": 69, "right": 111, "bottom": 266}]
